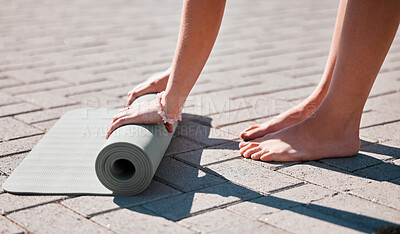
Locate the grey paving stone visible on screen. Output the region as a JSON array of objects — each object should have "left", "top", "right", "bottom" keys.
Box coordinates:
[
  {"left": 155, "top": 157, "right": 225, "bottom": 192},
  {"left": 0, "top": 135, "right": 42, "bottom": 157},
  {"left": 8, "top": 203, "right": 111, "bottom": 233},
  {"left": 164, "top": 136, "right": 203, "bottom": 156},
  {"left": 61, "top": 180, "right": 181, "bottom": 217},
  {"left": 143, "top": 182, "right": 260, "bottom": 221},
  {"left": 278, "top": 162, "right": 374, "bottom": 192},
  {"left": 0, "top": 92, "right": 19, "bottom": 106},
  {"left": 360, "top": 122, "right": 400, "bottom": 143},
  {"left": 320, "top": 153, "right": 386, "bottom": 172},
  {"left": 16, "top": 91, "right": 77, "bottom": 109},
  {"left": 175, "top": 120, "right": 236, "bottom": 146},
  {"left": 0, "top": 215, "right": 25, "bottom": 234},
  {"left": 3, "top": 69, "right": 47, "bottom": 84},
  {"left": 179, "top": 208, "right": 283, "bottom": 233},
  {"left": 15, "top": 105, "right": 78, "bottom": 124},
  {"left": 228, "top": 184, "right": 333, "bottom": 219},
  {"left": 52, "top": 70, "right": 98, "bottom": 84},
  {"left": 0, "top": 193, "right": 67, "bottom": 214},
  {"left": 0, "top": 103, "right": 41, "bottom": 117},
  {"left": 69, "top": 92, "right": 123, "bottom": 108},
  {"left": 0, "top": 78, "right": 22, "bottom": 89},
  {"left": 0, "top": 153, "right": 27, "bottom": 175},
  {"left": 32, "top": 119, "right": 58, "bottom": 131},
  {"left": 0, "top": 117, "right": 42, "bottom": 141},
  {"left": 360, "top": 141, "right": 400, "bottom": 160},
  {"left": 92, "top": 206, "right": 194, "bottom": 234},
  {"left": 173, "top": 141, "right": 240, "bottom": 166},
  {"left": 219, "top": 120, "right": 259, "bottom": 136},
  {"left": 360, "top": 110, "right": 400, "bottom": 128},
  {"left": 0, "top": 174, "right": 6, "bottom": 193},
  {"left": 364, "top": 92, "right": 400, "bottom": 114},
  {"left": 353, "top": 162, "right": 400, "bottom": 181},
  {"left": 259, "top": 205, "right": 363, "bottom": 234},
  {"left": 207, "top": 159, "right": 303, "bottom": 194},
  {"left": 349, "top": 181, "right": 400, "bottom": 210},
  {"left": 309, "top": 193, "right": 400, "bottom": 231},
  {"left": 50, "top": 80, "right": 118, "bottom": 96},
  {"left": 1, "top": 80, "right": 70, "bottom": 95}
]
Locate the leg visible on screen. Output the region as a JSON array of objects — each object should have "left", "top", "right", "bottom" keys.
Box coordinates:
[
  {"left": 241, "top": 0, "right": 348, "bottom": 141},
  {"left": 240, "top": 0, "right": 400, "bottom": 161}
]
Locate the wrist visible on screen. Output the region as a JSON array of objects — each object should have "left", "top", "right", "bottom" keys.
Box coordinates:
[{"left": 160, "top": 91, "right": 184, "bottom": 118}]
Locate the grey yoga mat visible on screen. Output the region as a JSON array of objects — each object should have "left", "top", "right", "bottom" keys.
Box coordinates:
[{"left": 2, "top": 94, "right": 177, "bottom": 196}]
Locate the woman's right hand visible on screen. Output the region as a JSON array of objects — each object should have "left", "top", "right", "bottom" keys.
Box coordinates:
[{"left": 125, "top": 68, "right": 170, "bottom": 107}]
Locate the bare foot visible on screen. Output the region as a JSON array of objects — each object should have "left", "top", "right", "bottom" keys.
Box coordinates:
[
  {"left": 125, "top": 68, "right": 171, "bottom": 107},
  {"left": 240, "top": 96, "right": 322, "bottom": 141},
  {"left": 239, "top": 110, "right": 361, "bottom": 161}
]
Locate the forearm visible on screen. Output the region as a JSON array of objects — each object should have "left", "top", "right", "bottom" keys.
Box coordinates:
[{"left": 162, "top": 0, "right": 226, "bottom": 117}]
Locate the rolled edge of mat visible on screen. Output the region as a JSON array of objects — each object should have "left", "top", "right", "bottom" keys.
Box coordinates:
[{"left": 95, "top": 142, "right": 153, "bottom": 196}]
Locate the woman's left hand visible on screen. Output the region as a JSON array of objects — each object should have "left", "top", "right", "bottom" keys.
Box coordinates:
[{"left": 106, "top": 99, "right": 175, "bottom": 139}]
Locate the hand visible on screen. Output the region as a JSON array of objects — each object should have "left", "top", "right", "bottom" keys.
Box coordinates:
[
  {"left": 125, "top": 69, "right": 170, "bottom": 107},
  {"left": 106, "top": 98, "right": 179, "bottom": 139}
]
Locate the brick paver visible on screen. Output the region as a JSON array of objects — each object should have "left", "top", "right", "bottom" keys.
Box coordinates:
[{"left": 0, "top": 0, "right": 399, "bottom": 232}]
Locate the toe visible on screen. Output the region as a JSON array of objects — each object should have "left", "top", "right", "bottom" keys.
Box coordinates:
[
  {"left": 239, "top": 142, "right": 258, "bottom": 156},
  {"left": 260, "top": 152, "right": 275, "bottom": 161},
  {"left": 240, "top": 125, "right": 259, "bottom": 140},
  {"left": 251, "top": 150, "right": 267, "bottom": 160},
  {"left": 243, "top": 147, "right": 262, "bottom": 158}
]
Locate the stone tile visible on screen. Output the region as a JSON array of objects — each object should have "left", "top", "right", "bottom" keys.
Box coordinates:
[
  {"left": 52, "top": 70, "right": 98, "bottom": 84},
  {"left": 353, "top": 162, "right": 400, "bottom": 181},
  {"left": 0, "top": 216, "right": 25, "bottom": 234},
  {"left": 259, "top": 205, "right": 363, "bottom": 234},
  {"left": 207, "top": 159, "right": 303, "bottom": 194},
  {"left": 164, "top": 136, "right": 203, "bottom": 156},
  {"left": 309, "top": 193, "right": 400, "bottom": 230},
  {"left": 219, "top": 120, "right": 259, "bottom": 136},
  {"left": 155, "top": 157, "right": 225, "bottom": 192},
  {"left": 0, "top": 92, "right": 19, "bottom": 106},
  {"left": 2, "top": 80, "right": 70, "bottom": 95},
  {"left": 320, "top": 153, "right": 385, "bottom": 172},
  {"left": 228, "top": 184, "right": 333, "bottom": 219},
  {"left": 62, "top": 180, "right": 181, "bottom": 217},
  {"left": 8, "top": 203, "right": 111, "bottom": 233},
  {"left": 0, "top": 103, "right": 41, "bottom": 117},
  {"left": 349, "top": 181, "right": 400, "bottom": 210},
  {"left": 92, "top": 206, "right": 193, "bottom": 233},
  {"left": 278, "top": 162, "right": 374, "bottom": 192},
  {"left": 3, "top": 69, "right": 47, "bottom": 83},
  {"left": 0, "top": 135, "right": 42, "bottom": 157},
  {"left": 0, "top": 174, "right": 6, "bottom": 193},
  {"left": 179, "top": 209, "right": 282, "bottom": 233},
  {"left": 143, "top": 182, "right": 260, "bottom": 221},
  {"left": 364, "top": 92, "right": 400, "bottom": 114},
  {"left": 69, "top": 92, "right": 123, "bottom": 108},
  {"left": 360, "top": 110, "right": 400, "bottom": 128},
  {"left": 16, "top": 91, "right": 77, "bottom": 109},
  {"left": 0, "top": 153, "right": 27, "bottom": 175},
  {"left": 0, "top": 117, "right": 42, "bottom": 140},
  {"left": 0, "top": 193, "right": 67, "bottom": 214},
  {"left": 15, "top": 105, "right": 78, "bottom": 124},
  {"left": 0, "top": 78, "right": 21, "bottom": 89},
  {"left": 175, "top": 121, "right": 237, "bottom": 146},
  {"left": 360, "top": 122, "right": 400, "bottom": 143},
  {"left": 32, "top": 119, "right": 58, "bottom": 131},
  {"left": 174, "top": 141, "right": 240, "bottom": 166},
  {"left": 360, "top": 141, "right": 400, "bottom": 160},
  {"left": 50, "top": 80, "right": 118, "bottom": 96}
]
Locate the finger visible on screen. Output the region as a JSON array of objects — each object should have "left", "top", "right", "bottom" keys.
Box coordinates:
[
  {"left": 106, "top": 117, "right": 128, "bottom": 139},
  {"left": 164, "top": 122, "right": 174, "bottom": 133},
  {"left": 125, "top": 92, "right": 137, "bottom": 107}
]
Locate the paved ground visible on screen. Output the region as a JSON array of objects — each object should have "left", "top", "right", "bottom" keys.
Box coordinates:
[{"left": 1, "top": 0, "right": 400, "bottom": 233}]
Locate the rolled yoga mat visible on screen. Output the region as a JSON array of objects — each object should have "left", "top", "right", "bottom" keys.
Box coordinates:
[{"left": 2, "top": 94, "right": 177, "bottom": 196}]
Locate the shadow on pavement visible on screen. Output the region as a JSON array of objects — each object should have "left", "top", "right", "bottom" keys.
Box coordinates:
[{"left": 112, "top": 114, "right": 399, "bottom": 232}]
